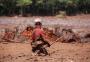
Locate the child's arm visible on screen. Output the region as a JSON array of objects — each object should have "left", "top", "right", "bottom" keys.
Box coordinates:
[{"left": 41, "top": 29, "right": 51, "bottom": 45}]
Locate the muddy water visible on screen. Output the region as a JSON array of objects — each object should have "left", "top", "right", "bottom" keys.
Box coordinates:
[{"left": 0, "top": 17, "right": 90, "bottom": 29}]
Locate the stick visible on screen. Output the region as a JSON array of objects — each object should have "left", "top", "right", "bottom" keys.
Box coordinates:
[{"left": 50, "top": 36, "right": 63, "bottom": 46}]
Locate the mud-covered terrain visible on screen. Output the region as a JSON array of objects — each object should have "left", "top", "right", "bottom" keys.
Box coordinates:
[
  {"left": 0, "top": 42, "right": 90, "bottom": 62},
  {"left": 0, "top": 15, "right": 90, "bottom": 28},
  {"left": 0, "top": 15, "right": 90, "bottom": 62}
]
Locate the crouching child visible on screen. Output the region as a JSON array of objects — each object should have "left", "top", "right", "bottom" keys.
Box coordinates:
[{"left": 31, "top": 18, "right": 50, "bottom": 56}]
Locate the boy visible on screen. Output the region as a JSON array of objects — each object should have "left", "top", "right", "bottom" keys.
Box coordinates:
[{"left": 31, "top": 18, "right": 50, "bottom": 56}]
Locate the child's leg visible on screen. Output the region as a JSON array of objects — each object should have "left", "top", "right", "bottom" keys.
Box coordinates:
[
  {"left": 32, "top": 47, "right": 37, "bottom": 52},
  {"left": 42, "top": 47, "right": 48, "bottom": 55},
  {"left": 37, "top": 45, "right": 48, "bottom": 56}
]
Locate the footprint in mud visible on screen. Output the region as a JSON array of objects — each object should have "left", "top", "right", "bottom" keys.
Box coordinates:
[
  {"left": 25, "top": 58, "right": 30, "bottom": 60},
  {"left": 18, "top": 53, "right": 26, "bottom": 57},
  {"left": 18, "top": 56, "right": 22, "bottom": 57},
  {"left": 2, "top": 56, "right": 6, "bottom": 59},
  {"left": 15, "top": 57, "right": 18, "bottom": 59},
  {"left": 86, "top": 57, "right": 89, "bottom": 60},
  {"left": 34, "top": 59, "right": 38, "bottom": 62},
  {"left": 7, "top": 55, "right": 13, "bottom": 60},
  {"left": 25, "top": 57, "right": 34, "bottom": 60},
  {"left": 0, "top": 55, "right": 13, "bottom": 62},
  {"left": 75, "top": 53, "right": 79, "bottom": 55},
  {"left": 3, "top": 41, "right": 9, "bottom": 43}
]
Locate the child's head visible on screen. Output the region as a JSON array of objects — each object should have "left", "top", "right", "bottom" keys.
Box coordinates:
[
  {"left": 34, "top": 18, "right": 42, "bottom": 28},
  {"left": 35, "top": 22, "right": 42, "bottom": 28}
]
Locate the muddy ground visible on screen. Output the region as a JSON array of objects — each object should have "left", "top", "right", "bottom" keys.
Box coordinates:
[
  {"left": 0, "top": 14, "right": 90, "bottom": 62},
  {"left": 0, "top": 42, "right": 90, "bottom": 62}
]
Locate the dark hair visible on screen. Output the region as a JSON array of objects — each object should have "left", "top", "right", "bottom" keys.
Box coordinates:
[{"left": 35, "top": 22, "right": 42, "bottom": 26}]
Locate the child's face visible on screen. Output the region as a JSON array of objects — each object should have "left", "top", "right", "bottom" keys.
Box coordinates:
[{"left": 35, "top": 25, "right": 41, "bottom": 28}]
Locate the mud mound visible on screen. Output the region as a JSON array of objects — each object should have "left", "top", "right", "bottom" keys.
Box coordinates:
[{"left": 0, "top": 25, "right": 90, "bottom": 44}]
